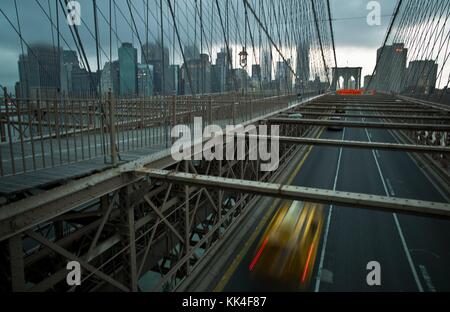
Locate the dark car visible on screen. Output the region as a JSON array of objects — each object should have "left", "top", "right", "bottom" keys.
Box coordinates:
[{"left": 327, "top": 116, "right": 343, "bottom": 131}]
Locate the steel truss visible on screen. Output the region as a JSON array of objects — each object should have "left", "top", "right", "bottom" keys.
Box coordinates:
[
  {"left": 138, "top": 168, "right": 450, "bottom": 217},
  {"left": 0, "top": 97, "right": 313, "bottom": 292},
  {"left": 0, "top": 94, "right": 448, "bottom": 292},
  {"left": 268, "top": 118, "right": 450, "bottom": 131}
]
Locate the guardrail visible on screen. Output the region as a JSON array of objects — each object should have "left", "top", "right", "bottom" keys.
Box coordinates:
[{"left": 0, "top": 89, "right": 312, "bottom": 177}]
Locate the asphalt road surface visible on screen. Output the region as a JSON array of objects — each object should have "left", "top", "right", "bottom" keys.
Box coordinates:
[{"left": 216, "top": 107, "right": 450, "bottom": 292}]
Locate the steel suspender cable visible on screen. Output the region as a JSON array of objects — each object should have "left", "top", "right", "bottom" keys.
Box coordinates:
[{"left": 327, "top": 0, "right": 338, "bottom": 69}]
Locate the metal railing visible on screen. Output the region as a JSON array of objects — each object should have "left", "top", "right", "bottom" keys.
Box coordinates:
[{"left": 0, "top": 88, "right": 306, "bottom": 177}]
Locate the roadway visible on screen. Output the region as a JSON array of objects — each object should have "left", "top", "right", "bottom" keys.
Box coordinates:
[{"left": 213, "top": 105, "right": 450, "bottom": 292}]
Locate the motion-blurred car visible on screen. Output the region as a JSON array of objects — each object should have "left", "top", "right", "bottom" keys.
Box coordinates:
[
  {"left": 327, "top": 116, "right": 343, "bottom": 131},
  {"left": 249, "top": 201, "right": 324, "bottom": 289}
]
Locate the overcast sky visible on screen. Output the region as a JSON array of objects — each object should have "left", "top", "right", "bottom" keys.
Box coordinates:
[
  {"left": 331, "top": 0, "right": 397, "bottom": 79},
  {"left": 0, "top": 0, "right": 398, "bottom": 92}
]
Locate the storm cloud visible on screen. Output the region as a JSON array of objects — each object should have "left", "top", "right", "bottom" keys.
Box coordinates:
[{"left": 0, "top": 0, "right": 397, "bottom": 91}]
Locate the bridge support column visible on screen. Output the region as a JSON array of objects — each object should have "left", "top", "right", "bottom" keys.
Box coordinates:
[
  {"left": 9, "top": 235, "right": 25, "bottom": 291},
  {"left": 119, "top": 185, "right": 138, "bottom": 292},
  {"left": 184, "top": 161, "right": 191, "bottom": 276}
]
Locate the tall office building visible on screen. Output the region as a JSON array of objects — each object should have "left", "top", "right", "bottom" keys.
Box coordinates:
[
  {"left": 252, "top": 64, "right": 261, "bottom": 81},
  {"left": 363, "top": 75, "right": 373, "bottom": 89},
  {"left": 405, "top": 60, "right": 438, "bottom": 94},
  {"left": 295, "top": 43, "right": 310, "bottom": 89},
  {"left": 141, "top": 41, "right": 169, "bottom": 95},
  {"left": 71, "top": 68, "right": 100, "bottom": 96},
  {"left": 181, "top": 53, "right": 211, "bottom": 95},
  {"left": 119, "top": 43, "right": 138, "bottom": 97},
  {"left": 17, "top": 54, "right": 29, "bottom": 98},
  {"left": 166, "top": 64, "right": 180, "bottom": 95},
  {"left": 232, "top": 68, "right": 250, "bottom": 91},
  {"left": 261, "top": 50, "right": 272, "bottom": 83},
  {"left": 215, "top": 48, "right": 233, "bottom": 91},
  {"left": 276, "top": 59, "right": 292, "bottom": 91},
  {"left": 60, "top": 50, "right": 76, "bottom": 95},
  {"left": 62, "top": 50, "right": 78, "bottom": 66},
  {"left": 18, "top": 44, "right": 61, "bottom": 98},
  {"left": 374, "top": 43, "right": 408, "bottom": 93},
  {"left": 184, "top": 45, "right": 201, "bottom": 62},
  {"left": 59, "top": 50, "right": 99, "bottom": 97},
  {"left": 137, "top": 64, "right": 154, "bottom": 97},
  {"left": 211, "top": 64, "right": 226, "bottom": 93},
  {"left": 101, "top": 61, "right": 120, "bottom": 97},
  {"left": 60, "top": 50, "right": 75, "bottom": 95}
]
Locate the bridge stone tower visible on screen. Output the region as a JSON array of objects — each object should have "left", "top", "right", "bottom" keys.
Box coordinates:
[{"left": 331, "top": 67, "right": 362, "bottom": 90}]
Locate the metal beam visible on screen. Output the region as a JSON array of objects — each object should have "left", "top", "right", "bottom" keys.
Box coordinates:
[
  {"left": 119, "top": 185, "right": 138, "bottom": 292},
  {"left": 397, "top": 95, "right": 450, "bottom": 112},
  {"left": 310, "top": 103, "right": 424, "bottom": 108},
  {"left": 136, "top": 168, "right": 450, "bottom": 218},
  {"left": 0, "top": 172, "right": 141, "bottom": 242},
  {"left": 292, "top": 112, "right": 450, "bottom": 121},
  {"left": 242, "top": 134, "right": 450, "bottom": 153},
  {"left": 268, "top": 118, "right": 450, "bottom": 131},
  {"left": 297, "top": 107, "right": 443, "bottom": 114},
  {"left": 0, "top": 94, "right": 327, "bottom": 243}
]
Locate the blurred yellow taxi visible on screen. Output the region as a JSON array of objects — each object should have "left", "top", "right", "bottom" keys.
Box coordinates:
[{"left": 249, "top": 201, "right": 324, "bottom": 288}]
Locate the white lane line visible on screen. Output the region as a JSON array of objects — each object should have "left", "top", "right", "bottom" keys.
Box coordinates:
[
  {"left": 386, "top": 178, "right": 396, "bottom": 196},
  {"left": 364, "top": 126, "right": 424, "bottom": 292},
  {"left": 418, "top": 265, "right": 436, "bottom": 292},
  {"left": 314, "top": 126, "right": 346, "bottom": 292},
  {"left": 374, "top": 149, "right": 381, "bottom": 159}
]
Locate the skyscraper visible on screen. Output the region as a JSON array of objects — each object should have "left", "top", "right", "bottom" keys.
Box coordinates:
[
  {"left": 181, "top": 53, "right": 211, "bottom": 95},
  {"left": 63, "top": 50, "right": 78, "bottom": 66},
  {"left": 363, "top": 75, "right": 373, "bottom": 89},
  {"left": 119, "top": 43, "right": 138, "bottom": 97},
  {"left": 252, "top": 64, "right": 261, "bottom": 81},
  {"left": 18, "top": 44, "right": 61, "bottom": 98},
  {"left": 276, "top": 59, "right": 292, "bottom": 92},
  {"left": 405, "top": 60, "right": 438, "bottom": 94},
  {"left": 215, "top": 48, "right": 233, "bottom": 91},
  {"left": 17, "top": 54, "right": 29, "bottom": 98},
  {"left": 211, "top": 64, "right": 225, "bottom": 93},
  {"left": 232, "top": 68, "right": 250, "bottom": 91},
  {"left": 101, "top": 61, "right": 120, "bottom": 97},
  {"left": 71, "top": 67, "right": 100, "bottom": 96},
  {"left": 60, "top": 50, "right": 99, "bottom": 97},
  {"left": 60, "top": 50, "right": 76, "bottom": 95},
  {"left": 261, "top": 50, "right": 272, "bottom": 83},
  {"left": 141, "top": 41, "right": 169, "bottom": 95},
  {"left": 374, "top": 43, "right": 408, "bottom": 93},
  {"left": 184, "top": 45, "right": 201, "bottom": 62},
  {"left": 137, "top": 64, "right": 154, "bottom": 97},
  {"left": 166, "top": 64, "right": 180, "bottom": 95},
  {"left": 295, "top": 43, "right": 310, "bottom": 90}
]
